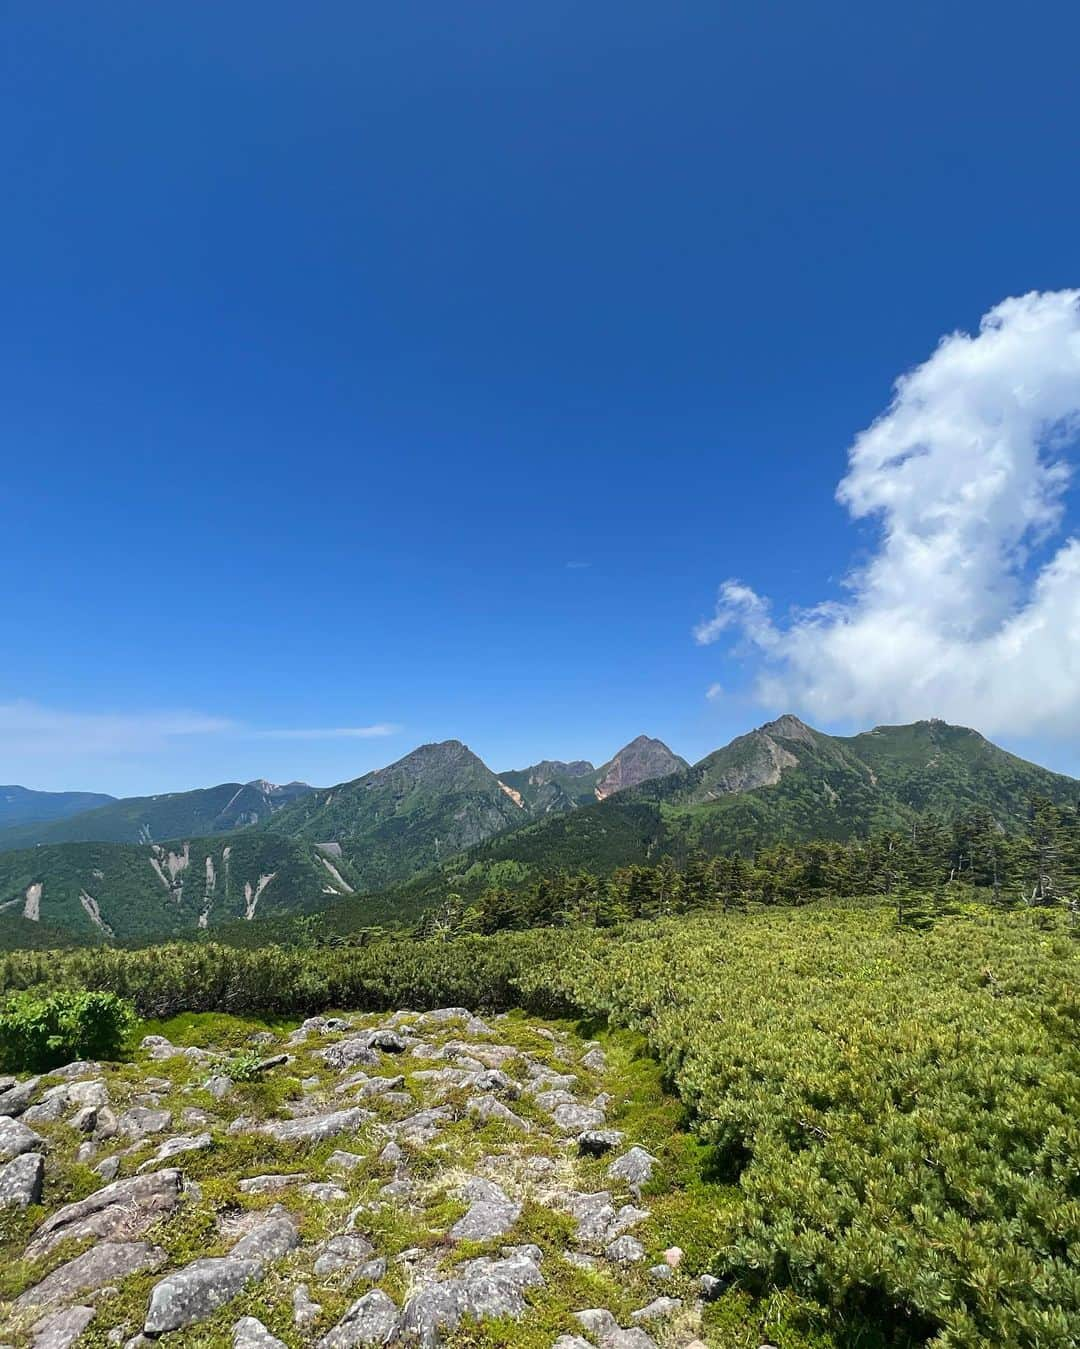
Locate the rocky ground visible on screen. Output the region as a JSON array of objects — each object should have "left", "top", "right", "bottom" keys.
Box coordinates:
[{"left": 0, "top": 1007, "right": 745, "bottom": 1349}]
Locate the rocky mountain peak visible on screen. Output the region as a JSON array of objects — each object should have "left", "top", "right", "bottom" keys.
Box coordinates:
[
  {"left": 594, "top": 736, "right": 688, "bottom": 801},
  {"left": 758, "top": 714, "right": 817, "bottom": 745}
]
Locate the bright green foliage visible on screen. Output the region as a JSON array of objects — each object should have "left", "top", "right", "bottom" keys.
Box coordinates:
[
  {"left": 0, "top": 989, "right": 135, "bottom": 1070},
  {"left": 517, "top": 907, "right": 1080, "bottom": 1348}
]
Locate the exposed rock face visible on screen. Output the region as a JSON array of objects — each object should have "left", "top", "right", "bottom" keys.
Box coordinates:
[
  {"left": 594, "top": 737, "right": 687, "bottom": 800},
  {"left": 29, "top": 1304, "right": 96, "bottom": 1349}
]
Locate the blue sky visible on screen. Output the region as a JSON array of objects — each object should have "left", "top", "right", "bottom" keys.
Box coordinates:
[{"left": 4, "top": 2, "right": 1080, "bottom": 794}]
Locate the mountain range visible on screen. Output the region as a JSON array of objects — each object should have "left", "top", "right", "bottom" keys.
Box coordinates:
[{"left": 0, "top": 718, "right": 1074, "bottom": 945}]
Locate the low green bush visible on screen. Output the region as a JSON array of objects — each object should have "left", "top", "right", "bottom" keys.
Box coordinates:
[{"left": 0, "top": 989, "right": 135, "bottom": 1071}]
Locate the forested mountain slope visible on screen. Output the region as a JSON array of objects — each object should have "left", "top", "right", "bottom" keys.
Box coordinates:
[{"left": 0, "top": 784, "right": 115, "bottom": 828}]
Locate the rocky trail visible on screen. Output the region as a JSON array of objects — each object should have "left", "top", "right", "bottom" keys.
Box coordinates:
[{"left": 0, "top": 1008, "right": 737, "bottom": 1349}]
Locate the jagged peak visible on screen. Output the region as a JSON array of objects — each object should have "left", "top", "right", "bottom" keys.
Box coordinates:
[{"left": 758, "top": 714, "right": 818, "bottom": 744}]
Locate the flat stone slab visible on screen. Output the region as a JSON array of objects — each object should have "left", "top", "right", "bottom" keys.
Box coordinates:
[
  {"left": 16, "top": 1241, "right": 166, "bottom": 1310},
  {"left": 27, "top": 1168, "right": 182, "bottom": 1260},
  {"left": 145, "top": 1257, "right": 263, "bottom": 1335},
  {"left": 260, "top": 1107, "right": 366, "bottom": 1144}
]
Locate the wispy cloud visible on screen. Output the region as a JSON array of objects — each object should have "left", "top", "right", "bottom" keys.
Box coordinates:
[
  {"left": 565, "top": 561, "right": 592, "bottom": 570},
  {"left": 696, "top": 289, "right": 1080, "bottom": 737},
  {"left": 249, "top": 724, "right": 401, "bottom": 741},
  {"left": 0, "top": 701, "right": 400, "bottom": 757}
]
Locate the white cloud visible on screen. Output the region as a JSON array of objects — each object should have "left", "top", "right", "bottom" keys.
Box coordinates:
[
  {"left": 0, "top": 701, "right": 399, "bottom": 757},
  {"left": 696, "top": 289, "right": 1080, "bottom": 737},
  {"left": 251, "top": 724, "right": 401, "bottom": 740},
  {"left": 705, "top": 682, "right": 725, "bottom": 702}
]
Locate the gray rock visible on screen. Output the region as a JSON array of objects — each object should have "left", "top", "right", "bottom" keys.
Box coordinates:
[
  {"left": 300, "top": 1182, "right": 349, "bottom": 1202},
  {"left": 318, "top": 1289, "right": 399, "bottom": 1347},
  {"left": 67, "top": 1080, "right": 109, "bottom": 1108},
  {"left": 563, "top": 1191, "right": 617, "bottom": 1246},
  {"left": 394, "top": 1107, "right": 451, "bottom": 1145},
  {"left": 630, "top": 1297, "right": 682, "bottom": 1322},
  {"left": 0, "top": 1076, "right": 40, "bottom": 1116},
  {"left": 357, "top": 1256, "right": 388, "bottom": 1281},
  {"left": 322, "top": 1038, "right": 379, "bottom": 1071},
  {"left": 552, "top": 1103, "right": 606, "bottom": 1136},
  {"left": 16, "top": 1242, "right": 166, "bottom": 1310},
  {"left": 238, "top": 1173, "right": 309, "bottom": 1194},
  {"left": 50, "top": 1061, "right": 101, "bottom": 1080},
  {"left": 573, "top": 1308, "right": 619, "bottom": 1338},
  {"left": 27, "top": 1169, "right": 183, "bottom": 1259},
  {"left": 552, "top": 1338, "right": 593, "bottom": 1349},
  {"left": 313, "top": 1232, "right": 376, "bottom": 1278},
  {"left": 578, "top": 1130, "right": 624, "bottom": 1156},
  {"left": 391, "top": 1251, "right": 543, "bottom": 1345},
  {"left": 233, "top": 1316, "right": 287, "bottom": 1348},
  {"left": 93, "top": 1156, "right": 120, "bottom": 1182},
  {"left": 604, "top": 1235, "right": 646, "bottom": 1264},
  {"left": 137, "top": 1131, "right": 212, "bottom": 1171},
  {"left": 30, "top": 1305, "right": 95, "bottom": 1349},
  {"left": 417, "top": 1006, "right": 470, "bottom": 1024},
  {"left": 378, "top": 1142, "right": 403, "bottom": 1168},
  {"left": 71, "top": 1107, "right": 99, "bottom": 1134},
  {"left": 204, "top": 1075, "right": 234, "bottom": 1100},
  {"left": 261, "top": 1107, "right": 366, "bottom": 1144},
  {"left": 116, "top": 1107, "right": 171, "bottom": 1141},
  {"left": 580, "top": 1046, "right": 606, "bottom": 1072},
  {"left": 647, "top": 1264, "right": 673, "bottom": 1282},
  {"left": 144, "top": 1257, "right": 263, "bottom": 1334},
  {"left": 465, "top": 1096, "right": 531, "bottom": 1131},
  {"left": 606, "top": 1333, "right": 658, "bottom": 1349},
  {"left": 23, "top": 1095, "right": 67, "bottom": 1124},
  {"left": 328, "top": 1150, "right": 367, "bottom": 1171},
  {"left": 0, "top": 1151, "right": 44, "bottom": 1208},
  {"left": 231, "top": 1212, "right": 301, "bottom": 1262},
  {"left": 608, "top": 1146, "right": 658, "bottom": 1194},
  {"left": 368, "top": 1029, "right": 408, "bottom": 1054},
  {"left": 293, "top": 1282, "right": 322, "bottom": 1327},
  {"left": 698, "top": 1273, "right": 726, "bottom": 1300},
  {"left": 449, "top": 1178, "right": 521, "bottom": 1243},
  {"left": 0, "top": 1115, "right": 43, "bottom": 1159}
]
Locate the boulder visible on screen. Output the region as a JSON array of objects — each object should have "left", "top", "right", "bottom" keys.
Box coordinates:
[
  {"left": 0, "top": 1077, "right": 40, "bottom": 1116},
  {"left": 261, "top": 1107, "right": 366, "bottom": 1144},
  {"left": 30, "top": 1305, "right": 95, "bottom": 1349},
  {"left": 318, "top": 1289, "right": 399, "bottom": 1347},
  {"left": 604, "top": 1235, "right": 646, "bottom": 1264},
  {"left": 630, "top": 1297, "right": 682, "bottom": 1322},
  {"left": 231, "top": 1211, "right": 301, "bottom": 1262},
  {"left": 449, "top": 1178, "right": 521, "bottom": 1243},
  {"left": 116, "top": 1107, "right": 171, "bottom": 1141},
  {"left": 292, "top": 1282, "right": 322, "bottom": 1327},
  {"left": 144, "top": 1257, "right": 263, "bottom": 1335},
  {"left": 15, "top": 1242, "right": 166, "bottom": 1310},
  {"left": 321, "top": 1039, "right": 379, "bottom": 1072},
  {"left": 238, "top": 1173, "right": 309, "bottom": 1194},
  {"left": 0, "top": 1151, "right": 44, "bottom": 1208},
  {"left": 552, "top": 1103, "right": 606, "bottom": 1136},
  {"left": 137, "top": 1131, "right": 211, "bottom": 1171},
  {"left": 313, "top": 1233, "right": 376, "bottom": 1279},
  {"left": 233, "top": 1316, "right": 287, "bottom": 1348},
  {"left": 465, "top": 1096, "right": 531, "bottom": 1131},
  {"left": 27, "top": 1169, "right": 182, "bottom": 1259},
  {"left": 0, "top": 1115, "right": 43, "bottom": 1160},
  {"left": 608, "top": 1147, "right": 657, "bottom": 1196}
]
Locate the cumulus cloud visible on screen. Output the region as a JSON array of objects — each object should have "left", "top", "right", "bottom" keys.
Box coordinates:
[
  {"left": 696, "top": 289, "right": 1080, "bottom": 736},
  {"left": 0, "top": 701, "right": 399, "bottom": 757}
]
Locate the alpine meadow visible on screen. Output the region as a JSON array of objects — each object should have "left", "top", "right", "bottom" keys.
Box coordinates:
[{"left": 3, "top": 7, "right": 1080, "bottom": 1349}]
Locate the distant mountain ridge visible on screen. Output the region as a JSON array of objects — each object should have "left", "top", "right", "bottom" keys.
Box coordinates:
[
  {"left": 0, "top": 779, "right": 312, "bottom": 852},
  {"left": 0, "top": 717, "right": 1074, "bottom": 945},
  {"left": 0, "top": 785, "right": 115, "bottom": 828}
]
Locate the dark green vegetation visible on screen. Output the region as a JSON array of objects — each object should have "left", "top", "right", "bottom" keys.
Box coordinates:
[
  {"left": 0, "top": 990, "right": 133, "bottom": 1071},
  {"left": 0, "top": 779, "right": 311, "bottom": 852},
  {"left": 1, "top": 718, "right": 1076, "bottom": 946},
  {"left": 0, "top": 833, "right": 358, "bottom": 945},
  {"left": 0, "top": 902, "right": 1076, "bottom": 1346},
  {"left": 0, "top": 785, "right": 114, "bottom": 829}
]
